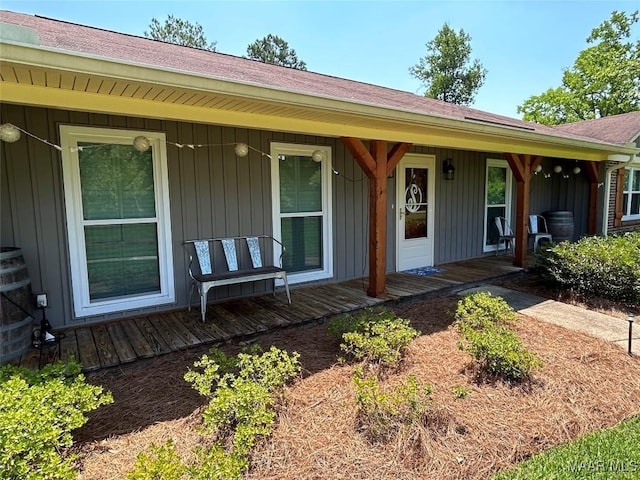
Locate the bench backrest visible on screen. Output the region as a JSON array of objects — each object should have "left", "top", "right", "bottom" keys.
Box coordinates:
[{"left": 185, "top": 236, "right": 283, "bottom": 276}]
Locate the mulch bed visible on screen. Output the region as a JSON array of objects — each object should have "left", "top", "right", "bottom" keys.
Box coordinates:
[{"left": 74, "top": 290, "right": 640, "bottom": 480}]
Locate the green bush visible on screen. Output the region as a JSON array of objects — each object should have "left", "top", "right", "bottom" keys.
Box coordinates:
[
  {"left": 127, "top": 440, "right": 186, "bottom": 480},
  {"left": 537, "top": 232, "right": 640, "bottom": 305},
  {"left": 328, "top": 307, "right": 420, "bottom": 364},
  {"left": 455, "top": 292, "right": 517, "bottom": 330},
  {"left": 455, "top": 293, "right": 542, "bottom": 382},
  {"left": 183, "top": 345, "right": 300, "bottom": 474},
  {"left": 0, "top": 361, "right": 113, "bottom": 480},
  {"left": 457, "top": 323, "right": 543, "bottom": 382},
  {"left": 353, "top": 367, "right": 432, "bottom": 441}
]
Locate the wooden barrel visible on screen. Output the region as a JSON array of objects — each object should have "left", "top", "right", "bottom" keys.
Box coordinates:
[
  {"left": 543, "top": 211, "right": 575, "bottom": 243},
  {"left": 0, "top": 247, "right": 34, "bottom": 363}
]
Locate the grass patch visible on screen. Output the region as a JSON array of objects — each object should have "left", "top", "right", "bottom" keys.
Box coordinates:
[{"left": 493, "top": 416, "right": 640, "bottom": 479}]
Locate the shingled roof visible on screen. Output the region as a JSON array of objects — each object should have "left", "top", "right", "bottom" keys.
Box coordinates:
[
  {"left": 553, "top": 111, "right": 640, "bottom": 146},
  {"left": 0, "top": 10, "right": 611, "bottom": 144}
]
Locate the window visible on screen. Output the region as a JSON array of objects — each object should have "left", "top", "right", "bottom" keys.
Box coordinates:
[
  {"left": 622, "top": 167, "right": 640, "bottom": 220},
  {"left": 483, "top": 159, "right": 513, "bottom": 252},
  {"left": 270, "top": 143, "right": 332, "bottom": 283},
  {"left": 61, "top": 126, "right": 174, "bottom": 317}
]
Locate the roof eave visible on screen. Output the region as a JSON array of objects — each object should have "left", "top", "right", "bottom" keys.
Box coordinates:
[{"left": 1, "top": 41, "right": 638, "bottom": 160}]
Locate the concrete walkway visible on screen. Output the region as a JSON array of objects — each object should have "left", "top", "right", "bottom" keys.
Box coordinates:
[{"left": 458, "top": 285, "right": 639, "bottom": 357}]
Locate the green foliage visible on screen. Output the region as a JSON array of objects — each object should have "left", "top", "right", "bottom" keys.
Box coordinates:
[
  {"left": 456, "top": 293, "right": 542, "bottom": 382},
  {"left": 127, "top": 440, "right": 186, "bottom": 480},
  {"left": 0, "top": 360, "right": 113, "bottom": 480},
  {"left": 184, "top": 345, "right": 300, "bottom": 473},
  {"left": 189, "top": 444, "right": 247, "bottom": 480},
  {"left": 328, "top": 308, "right": 420, "bottom": 364},
  {"left": 409, "top": 22, "right": 487, "bottom": 105},
  {"left": 353, "top": 367, "right": 432, "bottom": 441},
  {"left": 245, "top": 34, "right": 307, "bottom": 70},
  {"left": 455, "top": 292, "right": 517, "bottom": 330},
  {"left": 518, "top": 10, "right": 640, "bottom": 125},
  {"left": 145, "top": 15, "right": 216, "bottom": 51},
  {"left": 458, "top": 323, "right": 543, "bottom": 382},
  {"left": 452, "top": 385, "right": 470, "bottom": 399},
  {"left": 537, "top": 232, "right": 640, "bottom": 305},
  {"left": 493, "top": 416, "right": 640, "bottom": 479}
]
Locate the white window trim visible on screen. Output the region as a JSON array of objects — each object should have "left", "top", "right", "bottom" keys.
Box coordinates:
[
  {"left": 621, "top": 165, "right": 640, "bottom": 221},
  {"left": 270, "top": 142, "right": 333, "bottom": 284},
  {"left": 483, "top": 158, "right": 513, "bottom": 253},
  {"left": 60, "top": 126, "right": 175, "bottom": 317}
]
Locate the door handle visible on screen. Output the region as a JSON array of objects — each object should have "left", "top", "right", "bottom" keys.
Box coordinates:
[{"left": 399, "top": 208, "right": 404, "bottom": 219}]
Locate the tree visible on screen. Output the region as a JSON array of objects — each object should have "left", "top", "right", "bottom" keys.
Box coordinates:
[
  {"left": 245, "top": 34, "right": 307, "bottom": 70},
  {"left": 518, "top": 10, "right": 640, "bottom": 125},
  {"left": 409, "top": 23, "right": 487, "bottom": 105},
  {"left": 144, "top": 15, "right": 216, "bottom": 51}
]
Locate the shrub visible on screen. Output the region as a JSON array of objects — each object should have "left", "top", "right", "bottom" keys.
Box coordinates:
[
  {"left": 127, "top": 440, "right": 186, "bottom": 480},
  {"left": 183, "top": 345, "right": 300, "bottom": 474},
  {"left": 353, "top": 367, "right": 432, "bottom": 441},
  {"left": 455, "top": 292, "right": 516, "bottom": 330},
  {"left": 455, "top": 293, "right": 542, "bottom": 382},
  {"left": 328, "top": 307, "right": 420, "bottom": 364},
  {"left": 0, "top": 361, "right": 113, "bottom": 480},
  {"left": 537, "top": 232, "right": 640, "bottom": 306},
  {"left": 457, "top": 323, "right": 543, "bottom": 382}
]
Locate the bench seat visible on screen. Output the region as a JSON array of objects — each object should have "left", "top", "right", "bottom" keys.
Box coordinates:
[{"left": 184, "top": 236, "right": 291, "bottom": 322}]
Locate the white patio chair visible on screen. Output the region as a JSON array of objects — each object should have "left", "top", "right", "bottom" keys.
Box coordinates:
[
  {"left": 494, "top": 216, "right": 515, "bottom": 256},
  {"left": 528, "top": 215, "right": 553, "bottom": 251}
]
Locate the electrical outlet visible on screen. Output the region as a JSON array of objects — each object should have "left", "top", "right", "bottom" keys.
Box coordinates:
[{"left": 36, "top": 293, "right": 48, "bottom": 308}]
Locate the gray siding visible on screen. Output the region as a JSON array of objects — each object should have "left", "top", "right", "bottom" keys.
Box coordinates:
[
  {"left": 1, "top": 104, "right": 595, "bottom": 328},
  {"left": 0, "top": 105, "right": 369, "bottom": 328}
]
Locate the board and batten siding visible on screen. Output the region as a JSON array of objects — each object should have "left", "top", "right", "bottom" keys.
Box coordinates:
[
  {"left": 0, "top": 104, "right": 370, "bottom": 328},
  {"left": 1, "top": 104, "right": 595, "bottom": 328}
]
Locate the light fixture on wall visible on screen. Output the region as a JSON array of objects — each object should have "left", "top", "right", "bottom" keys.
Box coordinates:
[{"left": 443, "top": 158, "right": 455, "bottom": 180}]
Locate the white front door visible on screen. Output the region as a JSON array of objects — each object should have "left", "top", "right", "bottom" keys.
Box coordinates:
[{"left": 396, "top": 154, "right": 435, "bottom": 271}]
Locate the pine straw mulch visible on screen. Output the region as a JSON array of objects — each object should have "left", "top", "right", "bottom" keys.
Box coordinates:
[{"left": 73, "top": 292, "right": 640, "bottom": 480}]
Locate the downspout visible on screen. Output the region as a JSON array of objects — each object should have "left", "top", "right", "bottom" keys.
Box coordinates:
[{"left": 602, "top": 154, "right": 637, "bottom": 236}]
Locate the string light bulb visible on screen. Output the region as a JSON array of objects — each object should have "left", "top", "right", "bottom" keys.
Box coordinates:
[
  {"left": 311, "top": 149, "right": 325, "bottom": 162},
  {"left": 0, "top": 123, "right": 21, "bottom": 143},
  {"left": 573, "top": 166, "right": 581, "bottom": 175},
  {"left": 553, "top": 165, "right": 563, "bottom": 174},
  {"left": 234, "top": 143, "right": 249, "bottom": 157},
  {"left": 133, "top": 136, "right": 150, "bottom": 152}
]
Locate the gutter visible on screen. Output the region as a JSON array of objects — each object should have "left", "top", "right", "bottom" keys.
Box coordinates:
[
  {"left": 602, "top": 153, "right": 638, "bottom": 236},
  {"left": 1, "top": 41, "right": 638, "bottom": 159}
]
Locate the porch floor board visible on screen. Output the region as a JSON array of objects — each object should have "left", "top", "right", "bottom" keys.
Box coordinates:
[{"left": 15, "top": 256, "right": 522, "bottom": 372}]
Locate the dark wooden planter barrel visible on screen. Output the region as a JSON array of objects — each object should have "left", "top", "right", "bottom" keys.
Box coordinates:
[
  {"left": 0, "top": 247, "right": 34, "bottom": 363},
  {"left": 543, "top": 211, "right": 575, "bottom": 243}
]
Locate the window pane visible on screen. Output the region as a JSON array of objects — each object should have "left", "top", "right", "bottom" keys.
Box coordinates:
[
  {"left": 85, "top": 224, "right": 160, "bottom": 300},
  {"left": 279, "top": 155, "right": 322, "bottom": 213},
  {"left": 631, "top": 169, "right": 640, "bottom": 192},
  {"left": 487, "top": 167, "right": 507, "bottom": 205},
  {"left": 281, "top": 217, "right": 322, "bottom": 272},
  {"left": 404, "top": 168, "right": 428, "bottom": 239},
  {"left": 79, "top": 143, "right": 156, "bottom": 220},
  {"left": 632, "top": 193, "right": 640, "bottom": 215}
]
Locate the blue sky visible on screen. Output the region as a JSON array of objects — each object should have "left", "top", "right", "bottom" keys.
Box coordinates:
[{"left": 2, "top": 0, "right": 638, "bottom": 118}]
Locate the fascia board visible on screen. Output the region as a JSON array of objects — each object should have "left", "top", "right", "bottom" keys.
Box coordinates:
[{"left": 1, "top": 41, "right": 638, "bottom": 158}]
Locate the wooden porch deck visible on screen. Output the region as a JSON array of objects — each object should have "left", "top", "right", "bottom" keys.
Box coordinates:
[{"left": 16, "top": 256, "right": 522, "bottom": 372}]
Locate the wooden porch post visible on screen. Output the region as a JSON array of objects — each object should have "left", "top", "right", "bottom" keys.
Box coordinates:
[
  {"left": 584, "top": 161, "right": 602, "bottom": 235},
  {"left": 342, "top": 137, "right": 411, "bottom": 297},
  {"left": 504, "top": 153, "right": 542, "bottom": 267}
]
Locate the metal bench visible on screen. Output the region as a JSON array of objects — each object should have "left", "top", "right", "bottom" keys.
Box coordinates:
[{"left": 184, "top": 235, "right": 291, "bottom": 322}]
